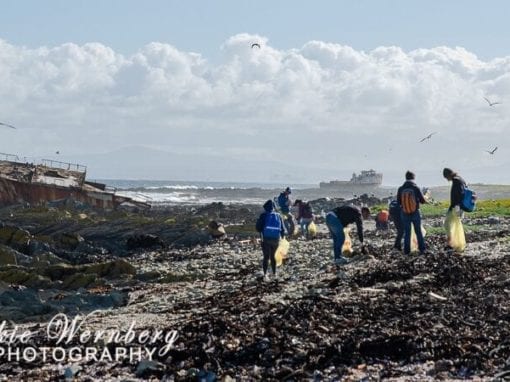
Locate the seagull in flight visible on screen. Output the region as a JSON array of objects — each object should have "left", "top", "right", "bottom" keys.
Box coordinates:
[
  {"left": 419, "top": 132, "right": 437, "bottom": 142},
  {"left": 0, "top": 121, "right": 16, "bottom": 129},
  {"left": 251, "top": 43, "right": 261, "bottom": 49},
  {"left": 55, "top": 151, "right": 60, "bottom": 155},
  {"left": 484, "top": 97, "right": 501, "bottom": 107},
  {"left": 486, "top": 146, "right": 498, "bottom": 155}
]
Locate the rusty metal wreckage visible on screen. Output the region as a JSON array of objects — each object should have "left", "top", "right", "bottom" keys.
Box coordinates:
[{"left": 0, "top": 153, "right": 149, "bottom": 210}]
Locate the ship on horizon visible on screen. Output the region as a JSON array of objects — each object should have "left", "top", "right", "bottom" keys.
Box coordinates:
[{"left": 319, "top": 169, "right": 383, "bottom": 191}]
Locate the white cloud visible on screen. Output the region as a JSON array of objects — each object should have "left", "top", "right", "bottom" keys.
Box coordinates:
[{"left": 0, "top": 35, "right": 509, "bottom": 185}]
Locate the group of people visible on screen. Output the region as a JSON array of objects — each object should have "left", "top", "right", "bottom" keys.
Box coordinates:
[
  {"left": 386, "top": 168, "right": 468, "bottom": 254},
  {"left": 256, "top": 167, "right": 469, "bottom": 279}
]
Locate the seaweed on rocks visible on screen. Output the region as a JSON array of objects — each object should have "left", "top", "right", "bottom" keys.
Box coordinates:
[{"left": 0, "top": 205, "right": 510, "bottom": 380}]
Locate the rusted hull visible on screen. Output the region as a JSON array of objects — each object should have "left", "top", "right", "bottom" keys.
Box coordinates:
[{"left": 0, "top": 177, "right": 122, "bottom": 209}]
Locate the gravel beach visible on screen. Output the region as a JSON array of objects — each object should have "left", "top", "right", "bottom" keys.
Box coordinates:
[{"left": 0, "top": 203, "right": 509, "bottom": 381}]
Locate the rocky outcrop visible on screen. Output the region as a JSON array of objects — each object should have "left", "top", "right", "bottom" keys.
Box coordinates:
[{"left": 0, "top": 288, "right": 129, "bottom": 321}]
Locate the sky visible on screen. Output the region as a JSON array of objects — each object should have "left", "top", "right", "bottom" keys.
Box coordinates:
[{"left": 0, "top": 0, "right": 509, "bottom": 186}]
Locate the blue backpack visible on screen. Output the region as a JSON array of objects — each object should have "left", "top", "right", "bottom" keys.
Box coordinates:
[
  {"left": 461, "top": 187, "right": 477, "bottom": 212},
  {"left": 263, "top": 212, "right": 281, "bottom": 239}
]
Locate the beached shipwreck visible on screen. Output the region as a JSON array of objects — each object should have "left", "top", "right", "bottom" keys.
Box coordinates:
[{"left": 0, "top": 153, "right": 148, "bottom": 209}]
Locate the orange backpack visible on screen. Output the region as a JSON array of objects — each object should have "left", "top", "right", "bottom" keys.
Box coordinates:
[{"left": 401, "top": 188, "right": 417, "bottom": 214}]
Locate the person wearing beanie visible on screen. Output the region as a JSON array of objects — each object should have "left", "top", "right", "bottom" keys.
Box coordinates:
[
  {"left": 256, "top": 200, "right": 287, "bottom": 280},
  {"left": 276, "top": 187, "right": 295, "bottom": 235},
  {"left": 397, "top": 171, "right": 427, "bottom": 255}
]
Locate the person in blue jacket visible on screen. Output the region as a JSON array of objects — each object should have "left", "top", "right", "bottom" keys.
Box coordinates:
[
  {"left": 325, "top": 205, "right": 370, "bottom": 266},
  {"left": 277, "top": 187, "right": 295, "bottom": 235},
  {"left": 256, "top": 200, "right": 287, "bottom": 280}
]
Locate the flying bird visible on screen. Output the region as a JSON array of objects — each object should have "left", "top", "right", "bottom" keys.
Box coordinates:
[
  {"left": 419, "top": 132, "right": 437, "bottom": 142},
  {"left": 55, "top": 151, "right": 60, "bottom": 155},
  {"left": 485, "top": 146, "right": 498, "bottom": 155},
  {"left": 251, "top": 43, "right": 261, "bottom": 49},
  {"left": 484, "top": 97, "right": 501, "bottom": 107},
  {"left": 0, "top": 121, "right": 16, "bottom": 129}
]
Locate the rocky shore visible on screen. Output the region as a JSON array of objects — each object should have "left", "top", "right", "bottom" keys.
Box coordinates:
[{"left": 0, "top": 200, "right": 509, "bottom": 381}]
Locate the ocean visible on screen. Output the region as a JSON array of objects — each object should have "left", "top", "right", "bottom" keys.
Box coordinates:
[{"left": 101, "top": 180, "right": 318, "bottom": 206}]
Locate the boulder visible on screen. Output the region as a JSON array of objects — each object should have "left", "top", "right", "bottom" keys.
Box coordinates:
[
  {"left": 43, "top": 263, "right": 79, "bottom": 280},
  {"left": 59, "top": 232, "right": 84, "bottom": 250},
  {"left": 27, "top": 240, "right": 52, "bottom": 256},
  {"left": 126, "top": 234, "right": 165, "bottom": 250},
  {"left": 0, "top": 267, "right": 53, "bottom": 289},
  {"left": 31, "top": 253, "right": 69, "bottom": 268},
  {"left": 84, "top": 259, "right": 136, "bottom": 278},
  {"left": 0, "top": 244, "right": 18, "bottom": 265},
  {"left": 172, "top": 230, "right": 210, "bottom": 248},
  {"left": 62, "top": 273, "right": 98, "bottom": 289},
  {"left": 10, "top": 228, "right": 32, "bottom": 253},
  {"left": 137, "top": 270, "right": 162, "bottom": 282},
  {"left": 0, "top": 245, "right": 32, "bottom": 266},
  {"left": 0, "top": 226, "right": 17, "bottom": 244},
  {"left": 0, "top": 226, "right": 32, "bottom": 254},
  {"left": 0, "top": 289, "right": 54, "bottom": 321}
]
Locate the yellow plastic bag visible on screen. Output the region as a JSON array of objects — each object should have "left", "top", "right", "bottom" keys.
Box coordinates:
[
  {"left": 308, "top": 221, "right": 317, "bottom": 237},
  {"left": 445, "top": 210, "right": 466, "bottom": 252},
  {"left": 342, "top": 227, "right": 353, "bottom": 256},
  {"left": 275, "top": 238, "right": 290, "bottom": 266},
  {"left": 410, "top": 225, "right": 427, "bottom": 253}
]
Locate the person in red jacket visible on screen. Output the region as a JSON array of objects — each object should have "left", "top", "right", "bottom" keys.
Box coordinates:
[{"left": 375, "top": 209, "right": 390, "bottom": 230}]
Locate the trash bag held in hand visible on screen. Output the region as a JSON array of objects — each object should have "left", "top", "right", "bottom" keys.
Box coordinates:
[
  {"left": 308, "top": 221, "right": 317, "bottom": 237},
  {"left": 445, "top": 209, "right": 466, "bottom": 252},
  {"left": 410, "top": 224, "right": 427, "bottom": 253},
  {"left": 342, "top": 227, "right": 353, "bottom": 256},
  {"left": 275, "top": 238, "right": 290, "bottom": 266}
]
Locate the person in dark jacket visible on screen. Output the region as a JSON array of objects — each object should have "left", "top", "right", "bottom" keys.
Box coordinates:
[
  {"left": 388, "top": 199, "right": 404, "bottom": 251},
  {"left": 256, "top": 200, "right": 287, "bottom": 280},
  {"left": 277, "top": 187, "right": 295, "bottom": 235},
  {"left": 397, "top": 171, "right": 427, "bottom": 255},
  {"left": 443, "top": 167, "right": 468, "bottom": 251},
  {"left": 443, "top": 168, "right": 466, "bottom": 212},
  {"left": 325, "top": 205, "right": 370, "bottom": 265},
  {"left": 294, "top": 199, "right": 314, "bottom": 238},
  {"left": 277, "top": 187, "right": 292, "bottom": 214}
]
